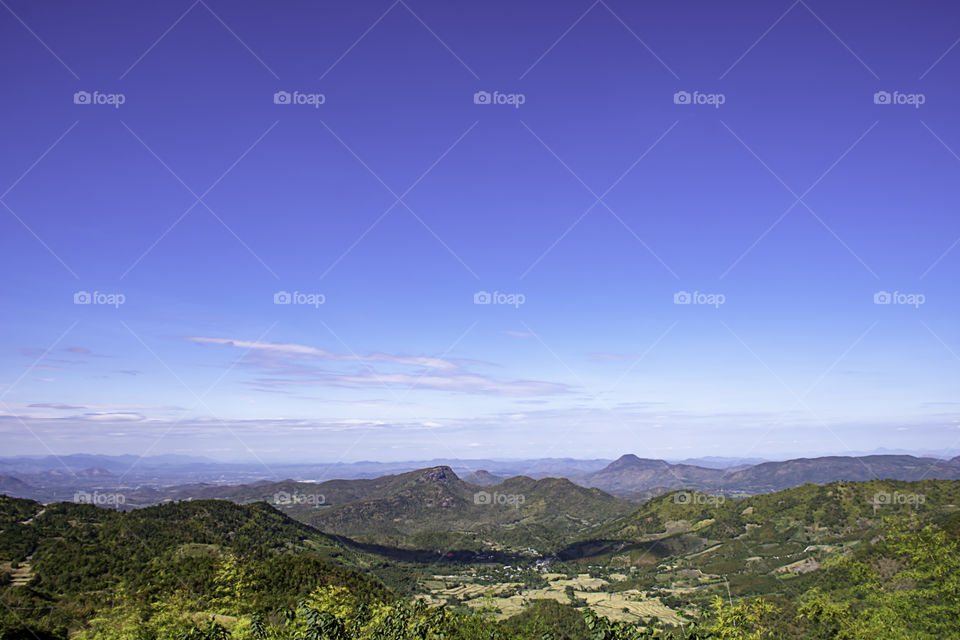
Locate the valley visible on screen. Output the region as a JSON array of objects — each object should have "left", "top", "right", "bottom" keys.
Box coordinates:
[{"left": 2, "top": 457, "right": 959, "bottom": 639}]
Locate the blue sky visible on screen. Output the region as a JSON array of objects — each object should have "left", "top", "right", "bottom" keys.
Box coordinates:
[{"left": 1, "top": 0, "right": 959, "bottom": 463}]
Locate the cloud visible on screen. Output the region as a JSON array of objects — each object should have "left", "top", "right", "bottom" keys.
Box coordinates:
[
  {"left": 28, "top": 403, "right": 86, "bottom": 410},
  {"left": 65, "top": 347, "right": 91, "bottom": 354},
  {"left": 502, "top": 330, "right": 534, "bottom": 339},
  {"left": 77, "top": 412, "right": 146, "bottom": 422},
  {"left": 253, "top": 371, "right": 569, "bottom": 396},
  {"left": 187, "top": 337, "right": 458, "bottom": 370},
  {"left": 188, "top": 335, "right": 570, "bottom": 397}
]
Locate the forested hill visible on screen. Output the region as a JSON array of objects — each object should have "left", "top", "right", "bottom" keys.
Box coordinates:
[{"left": 0, "top": 495, "right": 394, "bottom": 638}]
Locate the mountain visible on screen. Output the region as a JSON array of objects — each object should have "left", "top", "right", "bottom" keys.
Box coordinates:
[
  {"left": 0, "top": 454, "right": 217, "bottom": 474},
  {"left": 463, "top": 469, "right": 504, "bottom": 485},
  {"left": 41, "top": 466, "right": 114, "bottom": 479},
  {"left": 577, "top": 454, "right": 725, "bottom": 495},
  {"left": 0, "top": 494, "right": 401, "bottom": 638},
  {"left": 576, "top": 453, "right": 960, "bottom": 496},
  {"left": 671, "top": 456, "right": 767, "bottom": 470},
  {"left": 284, "top": 466, "right": 634, "bottom": 554},
  {"left": 0, "top": 475, "right": 49, "bottom": 502},
  {"left": 566, "top": 478, "right": 960, "bottom": 598},
  {"left": 723, "top": 454, "right": 960, "bottom": 492}
]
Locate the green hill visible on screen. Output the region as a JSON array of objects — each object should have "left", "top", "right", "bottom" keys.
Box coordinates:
[
  {"left": 153, "top": 467, "right": 634, "bottom": 555},
  {"left": 566, "top": 479, "right": 960, "bottom": 601},
  {"left": 0, "top": 495, "right": 395, "bottom": 638},
  {"left": 3, "top": 480, "right": 960, "bottom": 640},
  {"left": 578, "top": 454, "right": 960, "bottom": 496},
  {"left": 291, "top": 467, "right": 634, "bottom": 554}
]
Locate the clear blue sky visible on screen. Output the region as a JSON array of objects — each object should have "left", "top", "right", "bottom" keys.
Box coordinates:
[{"left": 1, "top": 0, "right": 958, "bottom": 463}]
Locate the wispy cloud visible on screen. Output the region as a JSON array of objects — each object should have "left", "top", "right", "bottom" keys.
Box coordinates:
[
  {"left": 253, "top": 371, "right": 569, "bottom": 396},
  {"left": 187, "top": 336, "right": 459, "bottom": 370},
  {"left": 188, "top": 335, "right": 570, "bottom": 397},
  {"left": 76, "top": 412, "right": 146, "bottom": 422},
  {"left": 28, "top": 402, "right": 86, "bottom": 410}
]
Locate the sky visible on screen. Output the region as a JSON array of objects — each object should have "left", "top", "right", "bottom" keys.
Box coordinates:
[{"left": 1, "top": 0, "right": 959, "bottom": 464}]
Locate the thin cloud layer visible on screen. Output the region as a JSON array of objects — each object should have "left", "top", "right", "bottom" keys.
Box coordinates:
[{"left": 188, "top": 336, "right": 571, "bottom": 397}]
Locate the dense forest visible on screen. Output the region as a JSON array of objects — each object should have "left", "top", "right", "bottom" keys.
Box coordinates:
[{"left": 2, "top": 480, "right": 959, "bottom": 639}]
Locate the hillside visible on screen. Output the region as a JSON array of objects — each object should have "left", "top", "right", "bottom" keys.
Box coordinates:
[
  {"left": 722, "top": 454, "right": 960, "bottom": 491},
  {"left": 578, "top": 455, "right": 726, "bottom": 494},
  {"left": 577, "top": 453, "right": 960, "bottom": 496},
  {"left": 293, "top": 467, "right": 634, "bottom": 554},
  {"left": 463, "top": 469, "right": 504, "bottom": 485},
  {"left": 4, "top": 480, "right": 960, "bottom": 639},
  {"left": 0, "top": 475, "right": 46, "bottom": 502},
  {"left": 567, "top": 479, "right": 960, "bottom": 599},
  {"left": 135, "top": 466, "right": 633, "bottom": 554},
  {"left": 0, "top": 494, "right": 396, "bottom": 638}
]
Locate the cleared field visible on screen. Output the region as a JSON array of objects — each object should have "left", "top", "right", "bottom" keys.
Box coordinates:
[
  {"left": 1, "top": 561, "right": 34, "bottom": 586},
  {"left": 420, "top": 572, "right": 682, "bottom": 624}
]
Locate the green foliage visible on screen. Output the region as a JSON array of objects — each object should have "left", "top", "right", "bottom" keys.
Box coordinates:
[
  {"left": 797, "top": 515, "right": 960, "bottom": 639},
  {"left": 2, "top": 481, "right": 960, "bottom": 639}
]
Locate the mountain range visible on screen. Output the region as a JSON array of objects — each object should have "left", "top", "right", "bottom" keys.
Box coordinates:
[{"left": 575, "top": 453, "right": 960, "bottom": 496}]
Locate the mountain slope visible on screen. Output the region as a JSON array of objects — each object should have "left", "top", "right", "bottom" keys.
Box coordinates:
[
  {"left": 577, "top": 453, "right": 960, "bottom": 496},
  {"left": 0, "top": 495, "right": 398, "bottom": 639},
  {"left": 723, "top": 454, "right": 960, "bottom": 491},
  {"left": 578, "top": 455, "right": 725, "bottom": 494},
  {"left": 286, "top": 467, "right": 634, "bottom": 554},
  {"left": 569, "top": 479, "right": 960, "bottom": 593},
  {"left": 463, "top": 469, "right": 504, "bottom": 485}
]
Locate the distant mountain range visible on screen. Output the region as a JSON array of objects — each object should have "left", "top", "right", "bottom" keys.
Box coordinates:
[
  {"left": 155, "top": 466, "right": 633, "bottom": 554},
  {"left": 2, "top": 453, "right": 960, "bottom": 507},
  {"left": 3, "top": 451, "right": 959, "bottom": 489},
  {"left": 577, "top": 453, "right": 960, "bottom": 496}
]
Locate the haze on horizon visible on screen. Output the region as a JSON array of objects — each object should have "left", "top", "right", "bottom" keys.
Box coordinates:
[{"left": 1, "top": 0, "right": 959, "bottom": 465}]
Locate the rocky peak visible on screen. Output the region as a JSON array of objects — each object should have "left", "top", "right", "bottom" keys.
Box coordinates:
[{"left": 415, "top": 466, "right": 455, "bottom": 483}]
